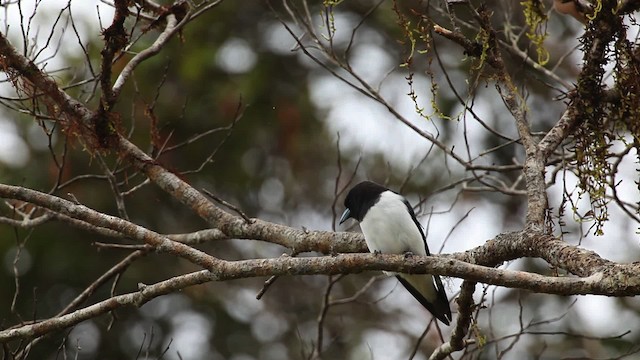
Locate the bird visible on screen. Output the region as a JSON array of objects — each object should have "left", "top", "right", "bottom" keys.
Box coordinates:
[{"left": 339, "top": 181, "right": 452, "bottom": 325}]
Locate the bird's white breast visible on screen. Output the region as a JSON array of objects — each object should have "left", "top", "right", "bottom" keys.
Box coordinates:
[{"left": 359, "top": 191, "right": 427, "bottom": 255}]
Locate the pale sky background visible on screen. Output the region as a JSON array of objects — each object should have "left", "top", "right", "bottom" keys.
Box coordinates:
[{"left": 1, "top": 1, "right": 639, "bottom": 359}]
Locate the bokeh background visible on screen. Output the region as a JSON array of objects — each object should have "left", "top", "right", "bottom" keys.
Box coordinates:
[{"left": 1, "top": 1, "right": 639, "bottom": 359}]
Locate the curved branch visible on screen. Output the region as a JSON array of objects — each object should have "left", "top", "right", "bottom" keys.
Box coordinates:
[
  {"left": 0, "top": 184, "right": 627, "bottom": 284},
  {"left": 111, "top": 13, "right": 179, "bottom": 99},
  {"left": 0, "top": 270, "right": 213, "bottom": 342},
  {"left": 0, "top": 249, "right": 636, "bottom": 343},
  {"left": 0, "top": 184, "right": 221, "bottom": 270}
]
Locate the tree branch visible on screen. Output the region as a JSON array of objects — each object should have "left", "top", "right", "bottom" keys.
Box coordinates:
[
  {"left": 1, "top": 248, "right": 636, "bottom": 343},
  {"left": 0, "top": 184, "right": 221, "bottom": 270},
  {"left": 429, "top": 280, "right": 476, "bottom": 360},
  {"left": 538, "top": 107, "right": 577, "bottom": 159}
]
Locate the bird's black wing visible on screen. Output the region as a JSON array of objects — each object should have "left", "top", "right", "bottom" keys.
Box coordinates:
[
  {"left": 401, "top": 198, "right": 431, "bottom": 255},
  {"left": 399, "top": 197, "right": 452, "bottom": 325},
  {"left": 396, "top": 275, "right": 452, "bottom": 325}
]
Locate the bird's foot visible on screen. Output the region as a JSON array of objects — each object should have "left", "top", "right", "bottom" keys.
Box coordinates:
[{"left": 403, "top": 251, "right": 414, "bottom": 259}]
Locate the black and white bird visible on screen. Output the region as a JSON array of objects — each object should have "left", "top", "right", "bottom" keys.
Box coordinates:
[{"left": 339, "top": 181, "right": 452, "bottom": 325}]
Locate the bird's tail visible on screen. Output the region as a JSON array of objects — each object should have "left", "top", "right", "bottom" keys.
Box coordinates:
[{"left": 396, "top": 274, "right": 452, "bottom": 325}]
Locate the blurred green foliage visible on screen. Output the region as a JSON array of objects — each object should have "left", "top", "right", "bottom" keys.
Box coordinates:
[{"left": 0, "top": 0, "right": 639, "bottom": 359}]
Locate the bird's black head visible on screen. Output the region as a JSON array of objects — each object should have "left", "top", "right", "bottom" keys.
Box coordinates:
[{"left": 339, "top": 181, "right": 388, "bottom": 224}]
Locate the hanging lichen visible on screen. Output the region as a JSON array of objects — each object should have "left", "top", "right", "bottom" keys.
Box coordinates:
[
  {"left": 520, "top": 0, "right": 549, "bottom": 65},
  {"left": 570, "top": 4, "right": 640, "bottom": 235}
]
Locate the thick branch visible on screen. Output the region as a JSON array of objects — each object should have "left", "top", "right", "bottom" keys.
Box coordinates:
[
  {"left": 0, "top": 184, "right": 627, "bottom": 283},
  {"left": 474, "top": 10, "right": 548, "bottom": 231},
  {"left": 0, "top": 33, "right": 93, "bottom": 124},
  {"left": 119, "top": 135, "right": 367, "bottom": 254},
  {"left": 0, "top": 184, "right": 221, "bottom": 270},
  {"left": 0, "top": 183, "right": 634, "bottom": 293},
  {"left": 99, "top": 0, "right": 129, "bottom": 108},
  {"left": 0, "top": 31, "right": 365, "bottom": 255},
  {"left": 207, "top": 254, "right": 618, "bottom": 295},
  {"left": 1, "top": 251, "right": 637, "bottom": 343}
]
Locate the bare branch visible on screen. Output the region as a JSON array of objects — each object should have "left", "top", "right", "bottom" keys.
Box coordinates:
[
  {"left": 1, "top": 248, "right": 632, "bottom": 344},
  {"left": 111, "top": 12, "right": 179, "bottom": 99}
]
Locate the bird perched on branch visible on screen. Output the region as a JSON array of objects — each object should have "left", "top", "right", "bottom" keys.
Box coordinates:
[{"left": 340, "top": 181, "right": 452, "bottom": 325}]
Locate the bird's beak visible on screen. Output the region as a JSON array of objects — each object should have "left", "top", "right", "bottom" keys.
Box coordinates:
[{"left": 339, "top": 208, "right": 351, "bottom": 225}]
